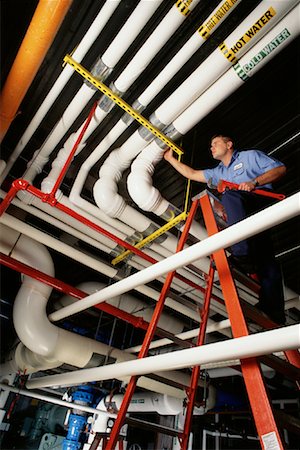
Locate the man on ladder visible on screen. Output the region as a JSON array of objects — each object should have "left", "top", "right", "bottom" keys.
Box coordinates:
[{"left": 164, "top": 133, "right": 287, "bottom": 325}]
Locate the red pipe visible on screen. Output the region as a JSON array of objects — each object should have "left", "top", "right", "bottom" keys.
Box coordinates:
[
  {"left": 0, "top": 179, "right": 224, "bottom": 304},
  {"left": 49, "top": 102, "right": 98, "bottom": 198}
]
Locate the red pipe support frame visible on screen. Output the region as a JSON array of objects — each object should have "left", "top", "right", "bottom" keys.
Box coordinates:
[
  {"left": 0, "top": 179, "right": 224, "bottom": 305},
  {"left": 0, "top": 252, "right": 148, "bottom": 330},
  {"left": 49, "top": 101, "right": 98, "bottom": 198}
]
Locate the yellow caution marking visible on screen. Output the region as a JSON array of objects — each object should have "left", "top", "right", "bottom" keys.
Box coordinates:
[
  {"left": 176, "top": 0, "right": 193, "bottom": 17},
  {"left": 63, "top": 54, "right": 184, "bottom": 157},
  {"left": 112, "top": 211, "right": 188, "bottom": 265},
  {"left": 218, "top": 6, "right": 276, "bottom": 64},
  {"left": 198, "top": 0, "right": 239, "bottom": 39}
]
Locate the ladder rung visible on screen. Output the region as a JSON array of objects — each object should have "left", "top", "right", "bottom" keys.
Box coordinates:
[
  {"left": 259, "top": 354, "right": 300, "bottom": 382},
  {"left": 155, "top": 326, "right": 194, "bottom": 349},
  {"left": 125, "top": 416, "right": 183, "bottom": 437}
]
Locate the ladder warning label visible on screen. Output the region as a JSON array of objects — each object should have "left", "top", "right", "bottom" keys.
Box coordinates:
[{"left": 262, "top": 431, "right": 281, "bottom": 450}]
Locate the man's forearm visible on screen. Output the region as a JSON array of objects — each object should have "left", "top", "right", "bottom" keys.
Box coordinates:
[{"left": 255, "top": 166, "right": 286, "bottom": 186}]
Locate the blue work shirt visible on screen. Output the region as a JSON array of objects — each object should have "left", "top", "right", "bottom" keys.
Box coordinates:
[{"left": 203, "top": 150, "right": 284, "bottom": 190}]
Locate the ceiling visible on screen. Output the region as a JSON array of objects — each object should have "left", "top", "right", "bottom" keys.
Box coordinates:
[{"left": 0, "top": 0, "right": 299, "bottom": 446}]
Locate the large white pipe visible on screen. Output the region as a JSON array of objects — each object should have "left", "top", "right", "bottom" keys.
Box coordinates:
[
  {"left": 0, "top": 224, "right": 199, "bottom": 397},
  {"left": 26, "top": 324, "right": 300, "bottom": 389},
  {"left": 127, "top": 2, "right": 299, "bottom": 215},
  {"left": 173, "top": 3, "right": 300, "bottom": 135},
  {"left": 0, "top": 0, "right": 121, "bottom": 184},
  {"left": 0, "top": 212, "right": 203, "bottom": 323},
  {"left": 155, "top": 0, "right": 298, "bottom": 125},
  {"left": 69, "top": 0, "right": 241, "bottom": 217},
  {"left": 49, "top": 193, "right": 300, "bottom": 322},
  {"left": 21, "top": 1, "right": 165, "bottom": 186}
]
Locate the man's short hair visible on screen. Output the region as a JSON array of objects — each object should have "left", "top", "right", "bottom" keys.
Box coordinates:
[{"left": 211, "top": 134, "right": 234, "bottom": 145}]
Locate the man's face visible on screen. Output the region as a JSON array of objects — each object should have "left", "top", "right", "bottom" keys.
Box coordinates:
[{"left": 210, "top": 137, "right": 231, "bottom": 160}]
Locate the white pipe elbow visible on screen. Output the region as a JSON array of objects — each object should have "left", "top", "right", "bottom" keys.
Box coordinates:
[
  {"left": 127, "top": 148, "right": 168, "bottom": 215},
  {"left": 93, "top": 177, "right": 126, "bottom": 217}
]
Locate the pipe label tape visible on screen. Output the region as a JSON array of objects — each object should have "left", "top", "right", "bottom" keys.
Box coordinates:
[
  {"left": 233, "top": 27, "right": 291, "bottom": 82},
  {"left": 198, "top": 0, "right": 239, "bottom": 39},
  {"left": 219, "top": 7, "right": 277, "bottom": 64},
  {"left": 176, "top": 0, "right": 193, "bottom": 17}
]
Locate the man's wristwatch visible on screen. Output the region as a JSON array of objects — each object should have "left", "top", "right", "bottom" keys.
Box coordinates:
[{"left": 252, "top": 178, "right": 259, "bottom": 187}]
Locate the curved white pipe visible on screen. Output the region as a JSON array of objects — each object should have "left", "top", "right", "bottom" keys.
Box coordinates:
[
  {"left": 49, "top": 193, "right": 300, "bottom": 321},
  {"left": 26, "top": 324, "right": 300, "bottom": 389},
  {"left": 0, "top": 0, "right": 121, "bottom": 184},
  {"left": 127, "top": 5, "right": 299, "bottom": 254},
  {"left": 0, "top": 212, "right": 202, "bottom": 323},
  {"left": 69, "top": 0, "right": 241, "bottom": 219},
  {"left": 0, "top": 225, "right": 200, "bottom": 397}
]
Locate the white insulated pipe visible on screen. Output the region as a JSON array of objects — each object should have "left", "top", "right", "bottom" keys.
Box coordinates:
[
  {"left": 173, "top": 3, "right": 300, "bottom": 135},
  {"left": 0, "top": 383, "right": 107, "bottom": 417},
  {"left": 69, "top": 0, "right": 241, "bottom": 215},
  {"left": 49, "top": 193, "right": 300, "bottom": 322},
  {"left": 0, "top": 212, "right": 202, "bottom": 324},
  {"left": 155, "top": 0, "right": 298, "bottom": 125},
  {"left": 112, "top": 0, "right": 201, "bottom": 94},
  {"left": 0, "top": 0, "right": 121, "bottom": 184},
  {"left": 21, "top": 1, "right": 164, "bottom": 186},
  {"left": 26, "top": 324, "right": 300, "bottom": 389}
]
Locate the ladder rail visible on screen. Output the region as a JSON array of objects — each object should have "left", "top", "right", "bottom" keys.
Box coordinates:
[{"left": 199, "top": 191, "right": 284, "bottom": 450}]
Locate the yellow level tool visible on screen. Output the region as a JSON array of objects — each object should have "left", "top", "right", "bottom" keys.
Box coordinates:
[
  {"left": 112, "top": 211, "right": 188, "bottom": 265},
  {"left": 63, "top": 54, "right": 184, "bottom": 156}
]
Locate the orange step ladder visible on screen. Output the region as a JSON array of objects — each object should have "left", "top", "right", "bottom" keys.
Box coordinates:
[{"left": 103, "top": 189, "right": 299, "bottom": 450}]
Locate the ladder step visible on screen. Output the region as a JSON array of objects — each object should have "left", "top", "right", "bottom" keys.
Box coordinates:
[
  {"left": 259, "top": 354, "right": 300, "bottom": 382},
  {"left": 125, "top": 416, "right": 183, "bottom": 437}
]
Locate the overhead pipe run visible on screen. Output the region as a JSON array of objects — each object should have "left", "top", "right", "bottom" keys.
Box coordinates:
[
  {"left": 0, "top": 224, "right": 203, "bottom": 398},
  {"left": 0, "top": 0, "right": 73, "bottom": 143},
  {"left": 0, "top": 0, "right": 121, "bottom": 185},
  {"left": 92, "top": 0, "right": 296, "bottom": 244},
  {"left": 127, "top": 3, "right": 300, "bottom": 226},
  {"left": 26, "top": 324, "right": 300, "bottom": 389},
  {"left": 19, "top": 0, "right": 179, "bottom": 188},
  {"left": 69, "top": 0, "right": 241, "bottom": 219}
]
